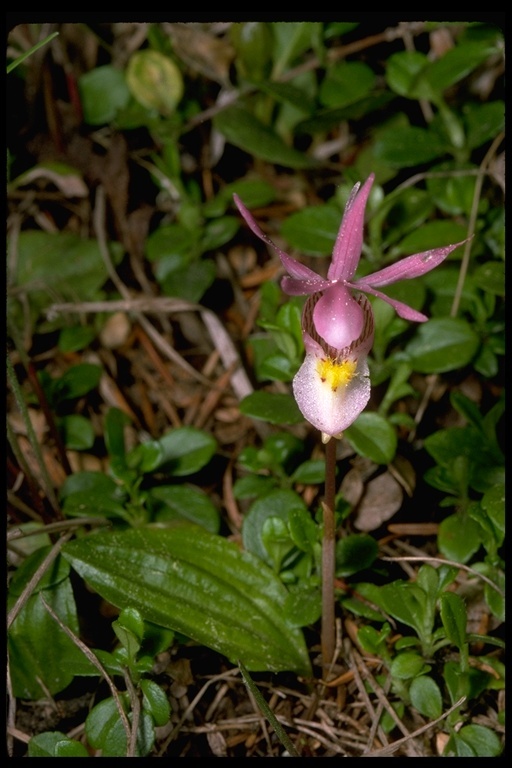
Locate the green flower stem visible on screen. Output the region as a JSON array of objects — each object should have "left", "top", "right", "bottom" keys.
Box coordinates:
[{"left": 321, "top": 436, "right": 337, "bottom": 674}]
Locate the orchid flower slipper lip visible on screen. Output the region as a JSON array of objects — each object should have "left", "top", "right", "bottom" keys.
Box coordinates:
[{"left": 294, "top": 293, "right": 375, "bottom": 440}]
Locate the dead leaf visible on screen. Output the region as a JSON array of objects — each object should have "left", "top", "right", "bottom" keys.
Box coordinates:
[
  {"left": 207, "top": 731, "right": 228, "bottom": 757},
  {"left": 165, "top": 23, "right": 235, "bottom": 85},
  {"left": 353, "top": 471, "right": 403, "bottom": 532}
]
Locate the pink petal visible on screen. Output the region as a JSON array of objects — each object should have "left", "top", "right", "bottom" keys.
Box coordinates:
[
  {"left": 313, "top": 284, "right": 364, "bottom": 351},
  {"left": 293, "top": 353, "right": 371, "bottom": 436},
  {"left": 234, "top": 194, "right": 325, "bottom": 292},
  {"left": 352, "top": 282, "right": 428, "bottom": 322},
  {"left": 281, "top": 274, "right": 332, "bottom": 296},
  {"left": 328, "top": 174, "right": 375, "bottom": 282},
  {"left": 358, "top": 240, "right": 468, "bottom": 288}
]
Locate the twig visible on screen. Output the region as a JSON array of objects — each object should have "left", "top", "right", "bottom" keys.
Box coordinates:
[
  {"left": 7, "top": 353, "right": 61, "bottom": 517},
  {"left": 40, "top": 594, "right": 132, "bottom": 754},
  {"left": 361, "top": 697, "right": 466, "bottom": 757},
  {"left": 7, "top": 532, "right": 72, "bottom": 629},
  {"left": 380, "top": 555, "right": 504, "bottom": 596},
  {"left": 451, "top": 131, "right": 504, "bottom": 318}
]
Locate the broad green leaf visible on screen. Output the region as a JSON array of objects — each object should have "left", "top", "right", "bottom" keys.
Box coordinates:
[
  {"left": 85, "top": 695, "right": 154, "bottom": 757},
  {"left": 404, "top": 318, "right": 480, "bottom": 373},
  {"left": 50, "top": 363, "right": 102, "bottom": 402},
  {"left": 104, "top": 407, "right": 131, "bottom": 458},
  {"left": 10, "top": 231, "right": 123, "bottom": 326},
  {"left": 58, "top": 325, "right": 96, "bottom": 353},
  {"left": 437, "top": 512, "right": 482, "bottom": 563},
  {"left": 28, "top": 732, "right": 89, "bottom": 757},
  {"left": 233, "top": 474, "right": 278, "bottom": 500},
  {"left": 256, "top": 79, "right": 315, "bottom": 113},
  {"left": 201, "top": 216, "right": 239, "bottom": 251},
  {"left": 62, "top": 490, "right": 129, "bottom": 521},
  {"left": 374, "top": 125, "right": 447, "bottom": 167},
  {"left": 472, "top": 261, "right": 505, "bottom": 296},
  {"left": 213, "top": 104, "right": 315, "bottom": 169},
  {"left": 243, "top": 489, "right": 307, "bottom": 564},
  {"left": 147, "top": 484, "right": 220, "bottom": 533},
  {"left": 386, "top": 51, "right": 435, "bottom": 101},
  {"left": 283, "top": 585, "right": 321, "bottom": 628},
  {"left": 295, "top": 91, "right": 394, "bottom": 135},
  {"left": 140, "top": 679, "right": 171, "bottom": 727},
  {"left": 203, "top": 177, "right": 276, "bottom": 217},
  {"left": 113, "top": 607, "right": 144, "bottom": 659},
  {"left": 287, "top": 506, "right": 319, "bottom": 554},
  {"left": 259, "top": 353, "right": 297, "bottom": 382},
  {"left": 60, "top": 470, "right": 122, "bottom": 500},
  {"left": 271, "top": 21, "right": 323, "bottom": 76},
  {"left": 409, "top": 675, "right": 443, "bottom": 719},
  {"left": 63, "top": 525, "right": 311, "bottom": 675},
  {"left": 290, "top": 459, "right": 325, "bottom": 485},
  {"left": 145, "top": 223, "right": 198, "bottom": 262},
  {"left": 240, "top": 391, "right": 304, "bottom": 425},
  {"left": 280, "top": 204, "right": 340, "bottom": 256},
  {"left": 426, "top": 39, "right": 499, "bottom": 93},
  {"left": 465, "top": 101, "right": 505, "bottom": 150},
  {"left": 158, "top": 259, "right": 216, "bottom": 302},
  {"left": 335, "top": 534, "right": 378, "bottom": 577},
  {"left": 440, "top": 592, "right": 467, "bottom": 651},
  {"left": 129, "top": 427, "right": 217, "bottom": 475},
  {"left": 59, "top": 414, "right": 95, "bottom": 450},
  {"left": 376, "top": 582, "right": 427, "bottom": 635},
  {"left": 79, "top": 65, "right": 130, "bottom": 125},
  {"left": 319, "top": 61, "right": 375, "bottom": 108},
  {"left": 230, "top": 21, "right": 273, "bottom": 81},
  {"left": 446, "top": 724, "right": 502, "bottom": 757},
  {"left": 390, "top": 651, "right": 429, "bottom": 680},
  {"left": 8, "top": 551, "right": 92, "bottom": 699},
  {"left": 426, "top": 164, "right": 477, "bottom": 216},
  {"left": 396, "top": 220, "right": 469, "bottom": 256},
  {"left": 344, "top": 412, "right": 397, "bottom": 465},
  {"left": 480, "top": 484, "right": 505, "bottom": 546}
]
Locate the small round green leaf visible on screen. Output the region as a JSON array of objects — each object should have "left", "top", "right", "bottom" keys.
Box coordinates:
[
  {"left": 405, "top": 318, "right": 480, "bottom": 374},
  {"left": 240, "top": 391, "right": 304, "bottom": 425},
  {"left": 336, "top": 533, "right": 378, "bottom": 577},
  {"left": 390, "top": 651, "right": 429, "bottom": 680},
  {"left": 79, "top": 65, "right": 130, "bottom": 125},
  {"left": 409, "top": 675, "right": 443, "bottom": 719},
  {"left": 140, "top": 679, "right": 171, "bottom": 727},
  {"left": 455, "top": 724, "right": 502, "bottom": 757},
  {"left": 28, "top": 732, "right": 89, "bottom": 757},
  {"left": 280, "top": 205, "right": 340, "bottom": 256},
  {"left": 344, "top": 412, "right": 397, "bottom": 465}
]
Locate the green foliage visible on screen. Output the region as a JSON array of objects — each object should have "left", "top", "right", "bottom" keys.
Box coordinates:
[
  {"left": 62, "top": 525, "right": 312, "bottom": 676},
  {"left": 7, "top": 20, "right": 504, "bottom": 756}
]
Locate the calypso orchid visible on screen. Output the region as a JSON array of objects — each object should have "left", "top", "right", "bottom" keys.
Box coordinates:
[{"left": 234, "top": 174, "right": 467, "bottom": 442}]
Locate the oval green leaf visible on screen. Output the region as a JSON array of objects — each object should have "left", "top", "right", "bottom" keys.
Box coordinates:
[
  {"left": 409, "top": 675, "right": 443, "bottom": 719},
  {"left": 213, "top": 104, "right": 315, "bottom": 169},
  {"left": 240, "top": 391, "right": 304, "bottom": 425},
  {"left": 344, "top": 412, "right": 397, "bottom": 465},
  {"left": 404, "top": 318, "right": 480, "bottom": 373}
]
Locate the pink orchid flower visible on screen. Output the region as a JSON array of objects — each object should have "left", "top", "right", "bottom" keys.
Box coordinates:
[{"left": 234, "top": 174, "right": 467, "bottom": 441}]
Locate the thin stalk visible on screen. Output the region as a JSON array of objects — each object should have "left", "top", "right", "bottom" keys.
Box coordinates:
[
  {"left": 321, "top": 436, "right": 338, "bottom": 674},
  {"left": 6, "top": 354, "right": 61, "bottom": 517}
]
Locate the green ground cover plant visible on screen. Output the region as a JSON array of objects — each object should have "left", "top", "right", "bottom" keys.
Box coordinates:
[{"left": 7, "top": 19, "right": 504, "bottom": 757}]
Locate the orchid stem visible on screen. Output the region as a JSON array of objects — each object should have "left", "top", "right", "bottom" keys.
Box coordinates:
[{"left": 321, "top": 436, "right": 337, "bottom": 674}]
